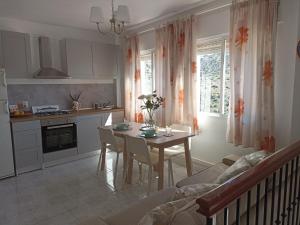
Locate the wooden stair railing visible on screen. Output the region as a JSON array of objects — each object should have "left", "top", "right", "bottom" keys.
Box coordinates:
[{"left": 196, "top": 140, "right": 300, "bottom": 225}]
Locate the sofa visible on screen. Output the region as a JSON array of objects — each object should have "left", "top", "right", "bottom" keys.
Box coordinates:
[{"left": 82, "top": 152, "right": 274, "bottom": 225}]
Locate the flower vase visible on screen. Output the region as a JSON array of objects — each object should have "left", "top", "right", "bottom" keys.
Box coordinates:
[
  {"left": 144, "top": 111, "right": 156, "bottom": 128},
  {"left": 72, "top": 101, "right": 80, "bottom": 111}
]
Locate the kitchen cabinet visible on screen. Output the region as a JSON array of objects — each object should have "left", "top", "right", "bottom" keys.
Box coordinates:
[
  {"left": 77, "top": 111, "right": 124, "bottom": 154},
  {"left": 92, "top": 43, "right": 118, "bottom": 79},
  {"left": 0, "top": 30, "right": 31, "bottom": 78},
  {"left": 61, "top": 39, "right": 94, "bottom": 78},
  {"left": 11, "top": 120, "right": 43, "bottom": 174},
  {"left": 77, "top": 114, "right": 102, "bottom": 154}
]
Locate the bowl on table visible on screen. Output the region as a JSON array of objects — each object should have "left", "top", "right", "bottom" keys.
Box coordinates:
[
  {"left": 140, "top": 127, "right": 156, "bottom": 138},
  {"left": 113, "top": 123, "right": 130, "bottom": 131}
]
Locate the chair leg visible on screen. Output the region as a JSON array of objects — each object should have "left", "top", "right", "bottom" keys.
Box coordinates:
[
  {"left": 97, "top": 150, "right": 102, "bottom": 175},
  {"left": 113, "top": 152, "right": 120, "bottom": 186},
  {"left": 138, "top": 162, "right": 143, "bottom": 184},
  {"left": 147, "top": 166, "right": 153, "bottom": 196},
  {"left": 168, "top": 159, "right": 174, "bottom": 187}
]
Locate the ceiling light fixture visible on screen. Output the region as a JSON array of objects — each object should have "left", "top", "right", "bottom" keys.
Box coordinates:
[{"left": 90, "top": 0, "right": 130, "bottom": 35}]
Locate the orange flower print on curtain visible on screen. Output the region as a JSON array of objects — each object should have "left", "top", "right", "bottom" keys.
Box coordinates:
[
  {"left": 263, "top": 60, "right": 273, "bottom": 86},
  {"left": 135, "top": 112, "right": 144, "bottom": 123},
  {"left": 162, "top": 46, "right": 166, "bottom": 58},
  {"left": 127, "top": 48, "right": 132, "bottom": 62},
  {"left": 235, "top": 26, "right": 249, "bottom": 48},
  {"left": 191, "top": 61, "right": 197, "bottom": 74},
  {"left": 178, "top": 89, "right": 184, "bottom": 105},
  {"left": 193, "top": 118, "right": 199, "bottom": 131},
  {"left": 178, "top": 31, "right": 185, "bottom": 51},
  {"left": 234, "top": 98, "right": 245, "bottom": 118},
  {"left": 260, "top": 136, "right": 275, "bottom": 152},
  {"left": 135, "top": 69, "right": 141, "bottom": 81}
]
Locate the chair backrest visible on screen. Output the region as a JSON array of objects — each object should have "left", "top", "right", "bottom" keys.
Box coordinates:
[
  {"left": 170, "top": 124, "right": 192, "bottom": 149},
  {"left": 98, "top": 127, "right": 118, "bottom": 152},
  {"left": 170, "top": 124, "right": 191, "bottom": 133},
  {"left": 126, "top": 136, "right": 152, "bottom": 165}
]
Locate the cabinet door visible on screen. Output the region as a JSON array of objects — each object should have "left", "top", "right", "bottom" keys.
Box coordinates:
[
  {"left": 66, "top": 39, "right": 94, "bottom": 78},
  {"left": 1, "top": 31, "right": 31, "bottom": 78},
  {"left": 92, "top": 43, "right": 118, "bottom": 79},
  {"left": 12, "top": 121, "right": 42, "bottom": 174},
  {"left": 0, "top": 123, "right": 14, "bottom": 178},
  {"left": 77, "top": 115, "right": 102, "bottom": 154}
]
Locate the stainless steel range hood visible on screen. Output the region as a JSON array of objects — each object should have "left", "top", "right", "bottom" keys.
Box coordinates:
[{"left": 34, "top": 36, "right": 71, "bottom": 79}]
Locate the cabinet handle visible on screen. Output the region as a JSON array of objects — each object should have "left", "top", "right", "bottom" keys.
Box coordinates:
[{"left": 3, "top": 101, "right": 9, "bottom": 114}]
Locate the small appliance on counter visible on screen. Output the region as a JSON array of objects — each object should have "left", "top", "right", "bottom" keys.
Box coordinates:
[
  {"left": 32, "top": 105, "right": 77, "bottom": 165},
  {"left": 9, "top": 101, "right": 33, "bottom": 118}
]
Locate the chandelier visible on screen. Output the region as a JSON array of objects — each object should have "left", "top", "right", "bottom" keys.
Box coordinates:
[{"left": 89, "top": 0, "right": 130, "bottom": 35}]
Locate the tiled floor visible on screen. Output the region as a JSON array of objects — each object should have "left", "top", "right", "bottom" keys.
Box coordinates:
[{"left": 0, "top": 152, "right": 209, "bottom": 225}]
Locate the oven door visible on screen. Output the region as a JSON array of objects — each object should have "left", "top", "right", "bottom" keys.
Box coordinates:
[{"left": 42, "top": 123, "right": 77, "bottom": 153}]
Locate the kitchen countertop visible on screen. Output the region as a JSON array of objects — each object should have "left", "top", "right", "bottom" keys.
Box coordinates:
[{"left": 10, "top": 108, "right": 125, "bottom": 123}]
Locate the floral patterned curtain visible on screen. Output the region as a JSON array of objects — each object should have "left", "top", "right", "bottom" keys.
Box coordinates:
[
  {"left": 124, "top": 36, "right": 143, "bottom": 123},
  {"left": 155, "top": 16, "right": 199, "bottom": 131},
  {"left": 227, "top": 0, "right": 278, "bottom": 152}
]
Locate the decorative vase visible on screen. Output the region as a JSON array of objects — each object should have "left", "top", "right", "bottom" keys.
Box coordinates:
[
  {"left": 72, "top": 101, "right": 79, "bottom": 111},
  {"left": 144, "top": 110, "right": 156, "bottom": 128}
]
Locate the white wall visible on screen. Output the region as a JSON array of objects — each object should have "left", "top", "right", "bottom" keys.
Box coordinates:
[
  {"left": 290, "top": 0, "right": 300, "bottom": 143},
  {"left": 0, "top": 17, "right": 118, "bottom": 76},
  {"left": 136, "top": 1, "right": 300, "bottom": 163}
]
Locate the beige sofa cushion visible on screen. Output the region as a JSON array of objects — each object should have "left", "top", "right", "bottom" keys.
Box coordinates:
[
  {"left": 244, "top": 150, "right": 269, "bottom": 166},
  {"left": 105, "top": 188, "right": 177, "bottom": 225},
  {"left": 214, "top": 156, "right": 252, "bottom": 184},
  {"left": 139, "top": 184, "right": 219, "bottom": 225},
  {"left": 176, "top": 162, "right": 228, "bottom": 188}
]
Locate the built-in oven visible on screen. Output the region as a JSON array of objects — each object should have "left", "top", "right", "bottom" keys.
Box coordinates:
[{"left": 41, "top": 117, "right": 77, "bottom": 154}]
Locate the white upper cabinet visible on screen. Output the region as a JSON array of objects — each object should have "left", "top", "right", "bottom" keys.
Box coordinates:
[
  {"left": 61, "top": 38, "right": 118, "bottom": 80},
  {"left": 61, "top": 39, "right": 94, "bottom": 78},
  {"left": 92, "top": 43, "right": 118, "bottom": 79},
  {"left": 0, "top": 31, "right": 31, "bottom": 78}
]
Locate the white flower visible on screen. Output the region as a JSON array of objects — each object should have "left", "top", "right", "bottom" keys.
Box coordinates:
[
  {"left": 138, "top": 94, "right": 146, "bottom": 100},
  {"left": 145, "top": 94, "right": 153, "bottom": 100}
]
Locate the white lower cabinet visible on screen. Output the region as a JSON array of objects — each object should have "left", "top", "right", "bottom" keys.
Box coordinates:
[
  {"left": 77, "top": 114, "right": 102, "bottom": 154},
  {"left": 76, "top": 111, "right": 124, "bottom": 154},
  {"left": 12, "top": 120, "right": 43, "bottom": 174}
]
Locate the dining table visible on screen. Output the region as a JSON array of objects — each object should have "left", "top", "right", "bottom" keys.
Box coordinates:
[{"left": 106, "top": 122, "right": 194, "bottom": 190}]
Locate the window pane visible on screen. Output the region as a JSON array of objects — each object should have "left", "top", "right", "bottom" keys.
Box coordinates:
[
  {"left": 140, "top": 54, "right": 153, "bottom": 95},
  {"left": 198, "top": 48, "right": 222, "bottom": 113},
  {"left": 224, "top": 41, "right": 230, "bottom": 115}
]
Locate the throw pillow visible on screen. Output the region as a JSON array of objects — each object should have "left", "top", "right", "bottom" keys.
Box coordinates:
[
  {"left": 214, "top": 156, "right": 252, "bottom": 184},
  {"left": 244, "top": 150, "right": 269, "bottom": 166}
]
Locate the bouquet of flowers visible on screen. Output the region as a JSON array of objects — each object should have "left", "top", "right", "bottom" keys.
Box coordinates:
[{"left": 138, "top": 91, "right": 164, "bottom": 126}]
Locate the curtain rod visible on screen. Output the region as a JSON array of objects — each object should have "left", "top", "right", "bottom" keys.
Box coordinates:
[
  {"left": 126, "top": 0, "right": 280, "bottom": 36},
  {"left": 125, "top": 2, "right": 231, "bottom": 36}
]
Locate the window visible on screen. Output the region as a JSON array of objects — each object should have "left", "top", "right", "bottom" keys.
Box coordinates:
[
  {"left": 140, "top": 51, "right": 154, "bottom": 95},
  {"left": 197, "top": 38, "right": 230, "bottom": 115}
]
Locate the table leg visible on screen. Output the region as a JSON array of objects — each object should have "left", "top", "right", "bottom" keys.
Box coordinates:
[
  {"left": 100, "top": 143, "right": 106, "bottom": 171},
  {"left": 127, "top": 152, "right": 134, "bottom": 184},
  {"left": 158, "top": 147, "right": 165, "bottom": 190},
  {"left": 184, "top": 138, "right": 192, "bottom": 176},
  {"left": 122, "top": 137, "right": 128, "bottom": 183}
]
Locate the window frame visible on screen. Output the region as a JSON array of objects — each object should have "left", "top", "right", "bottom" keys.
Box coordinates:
[
  {"left": 140, "top": 49, "right": 155, "bottom": 94},
  {"left": 197, "top": 36, "right": 230, "bottom": 117}
]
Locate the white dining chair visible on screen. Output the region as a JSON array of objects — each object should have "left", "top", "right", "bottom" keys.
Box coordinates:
[
  {"left": 97, "top": 127, "right": 124, "bottom": 186},
  {"left": 126, "top": 136, "right": 174, "bottom": 195}
]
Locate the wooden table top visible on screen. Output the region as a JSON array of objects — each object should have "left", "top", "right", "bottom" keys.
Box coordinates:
[{"left": 108, "top": 122, "right": 195, "bottom": 148}]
